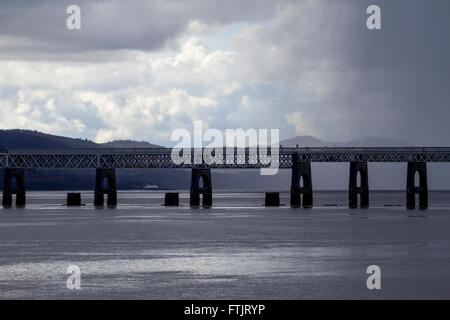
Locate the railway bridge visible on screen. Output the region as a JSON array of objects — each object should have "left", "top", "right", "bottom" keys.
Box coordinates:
[{"left": 1, "top": 147, "right": 450, "bottom": 209}]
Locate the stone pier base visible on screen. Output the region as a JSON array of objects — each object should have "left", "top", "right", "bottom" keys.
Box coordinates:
[
  {"left": 406, "top": 162, "right": 428, "bottom": 209},
  {"left": 290, "top": 153, "right": 313, "bottom": 208},
  {"left": 94, "top": 168, "right": 117, "bottom": 206},
  {"left": 349, "top": 162, "right": 369, "bottom": 208},
  {"left": 190, "top": 168, "right": 212, "bottom": 207},
  {"left": 2, "top": 168, "right": 26, "bottom": 206}
]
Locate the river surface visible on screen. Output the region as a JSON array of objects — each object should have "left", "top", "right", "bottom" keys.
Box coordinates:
[{"left": 1, "top": 190, "right": 450, "bottom": 299}]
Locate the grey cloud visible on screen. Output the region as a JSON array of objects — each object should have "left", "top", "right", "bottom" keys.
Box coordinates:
[
  {"left": 1, "top": 0, "right": 450, "bottom": 147},
  {"left": 0, "top": 0, "right": 291, "bottom": 58},
  {"left": 234, "top": 0, "right": 450, "bottom": 145},
  {"left": 334, "top": 0, "right": 450, "bottom": 145}
]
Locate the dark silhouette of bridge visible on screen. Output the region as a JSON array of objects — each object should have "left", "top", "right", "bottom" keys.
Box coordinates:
[{"left": 2, "top": 147, "right": 449, "bottom": 208}]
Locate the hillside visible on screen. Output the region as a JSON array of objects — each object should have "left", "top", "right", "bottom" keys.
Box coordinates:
[
  {"left": 0, "top": 130, "right": 161, "bottom": 149},
  {"left": 101, "top": 140, "right": 161, "bottom": 148},
  {"left": 280, "top": 135, "right": 412, "bottom": 147}
]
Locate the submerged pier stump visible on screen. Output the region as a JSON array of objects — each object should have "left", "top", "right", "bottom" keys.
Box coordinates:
[
  {"left": 349, "top": 162, "right": 369, "bottom": 208},
  {"left": 94, "top": 168, "right": 117, "bottom": 206},
  {"left": 406, "top": 162, "right": 428, "bottom": 209},
  {"left": 265, "top": 192, "right": 280, "bottom": 206},
  {"left": 2, "top": 168, "right": 26, "bottom": 206},
  {"left": 190, "top": 168, "right": 212, "bottom": 207},
  {"left": 67, "top": 192, "right": 81, "bottom": 206},
  {"left": 165, "top": 192, "right": 179, "bottom": 206},
  {"left": 290, "top": 153, "right": 313, "bottom": 208}
]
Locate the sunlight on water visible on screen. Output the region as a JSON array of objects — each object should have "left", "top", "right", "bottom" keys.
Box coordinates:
[{"left": 1, "top": 191, "right": 450, "bottom": 299}]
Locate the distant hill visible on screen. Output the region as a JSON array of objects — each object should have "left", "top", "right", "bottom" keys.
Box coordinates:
[
  {"left": 101, "top": 140, "right": 161, "bottom": 148},
  {"left": 280, "top": 135, "right": 329, "bottom": 147},
  {"left": 0, "top": 129, "right": 98, "bottom": 149},
  {"left": 281, "top": 135, "right": 412, "bottom": 147},
  {"left": 0, "top": 130, "right": 412, "bottom": 150},
  {"left": 342, "top": 137, "right": 412, "bottom": 147},
  {"left": 0, "top": 130, "right": 162, "bottom": 149}
]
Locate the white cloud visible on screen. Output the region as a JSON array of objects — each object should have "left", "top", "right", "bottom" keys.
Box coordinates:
[
  {"left": 285, "top": 111, "right": 316, "bottom": 137},
  {"left": 0, "top": 3, "right": 355, "bottom": 143},
  {"left": 0, "top": 37, "right": 240, "bottom": 143},
  {"left": 240, "top": 95, "right": 250, "bottom": 107}
]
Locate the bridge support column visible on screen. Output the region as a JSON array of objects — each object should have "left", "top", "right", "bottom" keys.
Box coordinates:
[
  {"left": 2, "top": 169, "right": 26, "bottom": 206},
  {"left": 290, "top": 153, "right": 313, "bottom": 208},
  {"left": 265, "top": 192, "right": 280, "bottom": 206},
  {"left": 165, "top": 192, "right": 179, "bottom": 206},
  {"left": 190, "top": 168, "right": 212, "bottom": 207},
  {"left": 406, "top": 162, "right": 428, "bottom": 209},
  {"left": 67, "top": 192, "right": 81, "bottom": 206},
  {"left": 349, "top": 162, "right": 369, "bottom": 208},
  {"left": 94, "top": 168, "right": 117, "bottom": 206}
]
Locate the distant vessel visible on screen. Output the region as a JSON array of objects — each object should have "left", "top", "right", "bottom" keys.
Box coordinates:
[{"left": 143, "top": 184, "right": 159, "bottom": 190}]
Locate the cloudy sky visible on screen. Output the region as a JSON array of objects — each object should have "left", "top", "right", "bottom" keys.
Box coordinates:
[{"left": 0, "top": 0, "right": 449, "bottom": 146}]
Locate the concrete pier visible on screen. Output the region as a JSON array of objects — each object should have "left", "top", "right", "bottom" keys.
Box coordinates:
[
  {"left": 290, "top": 153, "right": 313, "bottom": 208},
  {"left": 94, "top": 168, "right": 117, "bottom": 206},
  {"left": 190, "top": 168, "right": 212, "bottom": 207},
  {"left": 2, "top": 168, "right": 26, "bottom": 206},
  {"left": 265, "top": 192, "right": 280, "bottom": 206},
  {"left": 165, "top": 192, "right": 179, "bottom": 206},
  {"left": 406, "top": 162, "right": 428, "bottom": 209},
  {"left": 67, "top": 192, "right": 81, "bottom": 206},
  {"left": 349, "top": 162, "right": 369, "bottom": 208}
]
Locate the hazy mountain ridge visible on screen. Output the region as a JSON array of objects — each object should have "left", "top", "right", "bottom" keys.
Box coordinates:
[
  {"left": 101, "top": 140, "right": 161, "bottom": 148},
  {"left": 0, "top": 129, "right": 98, "bottom": 149},
  {"left": 0, "top": 130, "right": 161, "bottom": 149},
  {"left": 0, "top": 130, "right": 412, "bottom": 150},
  {"left": 280, "top": 135, "right": 412, "bottom": 147}
]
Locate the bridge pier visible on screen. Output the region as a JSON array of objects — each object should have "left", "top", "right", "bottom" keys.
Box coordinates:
[
  {"left": 165, "top": 192, "right": 179, "bottom": 206},
  {"left": 290, "top": 153, "right": 313, "bottom": 208},
  {"left": 190, "top": 168, "right": 212, "bottom": 207},
  {"left": 67, "top": 192, "right": 81, "bottom": 206},
  {"left": 94, "top": 168, "right": 117, "bottom": 206},
  {"left": 265, "top": 192, "right": 280, "bottom": 206},
  {"left": 349, "top": 162, "right": 369, "bottom": 208},
  {"left": 406, "top": 162, "right": 428, "bottom": 209},
  {"left": 2, "top": 168, "right": 26, "bottom": 206}
]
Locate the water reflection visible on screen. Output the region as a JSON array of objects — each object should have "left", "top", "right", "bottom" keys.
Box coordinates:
[{"left": 1, "top": 191, "right": 450, "bottom": 299}]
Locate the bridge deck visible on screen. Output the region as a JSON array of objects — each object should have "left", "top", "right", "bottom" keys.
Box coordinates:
[{"left": 1, "top": 147, "right": 450, "bottom": 168}]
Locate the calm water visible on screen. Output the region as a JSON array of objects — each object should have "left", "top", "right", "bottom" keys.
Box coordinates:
[{"left": 1, "top": 190, "right": 450, "bottom": 299}]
